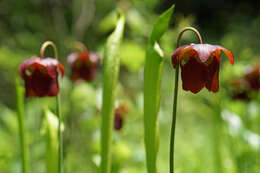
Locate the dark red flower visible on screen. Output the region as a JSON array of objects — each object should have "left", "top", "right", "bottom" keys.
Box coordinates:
[
  {"left": 172, "top": 44, "right": 234, "bottom": 93},
  {"left": 114, "top": 105, "right": 128, "bottom": 131},
  {"left": 19, "top": 57, "right": 65, "bottom": 97},
  {"left": 230, "top": 78, "right": 251, "bottom": 101},
  {"left": 245, "top": 66, "right": 260, "bottom": 91},
  {"left": 67, "top": 51, "right": 100, "bottom": 82}
]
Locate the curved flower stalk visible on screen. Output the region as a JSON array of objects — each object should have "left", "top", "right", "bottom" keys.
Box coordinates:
[
  {"left": 143, "top": 5, "right": 174, "bottom": 173},
  {"left": 18, "top": 41, "right": 64, "bottom": 173},
  {"left": 100, "top": 11, "right": 125, "bottom": 173},
  {"left": 170, "top": 27, "right": 234, "bottom": 173}
]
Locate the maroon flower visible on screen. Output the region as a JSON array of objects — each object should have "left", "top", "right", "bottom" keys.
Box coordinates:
[
  {"left": 19, "top": 57, "right": 65, "bottom": 97},
  {"left": 245, "top": 66, "right": 260, "bottom": 91},
  {"left": 114, "top": 105, "right": 127, "bottom": 131},
  {"left": 172, "top": 44, "right": 234, "bottom": 93},
  {"left": 230, "top": 78, "right": 251, "bottom": 101},
  {"left": 67, "top": 51, "right": 100, "bottom": 82}
]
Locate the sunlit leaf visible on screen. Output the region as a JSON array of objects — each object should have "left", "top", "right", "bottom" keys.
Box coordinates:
[
  {"left": 143, "top": 5, "right": 174, "bottom": 173},
  {"left": 101, "top": 11, "right": 125, "bottom": 173},
  {"left": 43, "top": 109, "right": 59, "bottom": 173}
]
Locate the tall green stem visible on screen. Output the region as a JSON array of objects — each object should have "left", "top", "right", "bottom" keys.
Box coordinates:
[
  {"left": 15, "top": 78, "right": 29, "bottom": 173},
  {"left": 170, "top": 62, "right": 179, "bottom": 173},
  {"left": 56, "top": 93, "right": 63, "bottom": 173},
  {"left": 40, "top": 41, "right": 63, "bottom": 173},
  {"left": 170, "top": 27, "right": 202, "bottom": 173}
]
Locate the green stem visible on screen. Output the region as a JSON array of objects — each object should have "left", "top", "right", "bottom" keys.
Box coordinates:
[
  {"left": 16, "top": 78, "right": 29, "bottom": 173},
  {"left": 57, "top": 94, "right": 63, "bottom": 173},
  {"left": 170, "top": 63, "right": 179, "bottom": 173},
  {"left": 169, "top": 27, "right": 202, "bottom": 173},
  {"left": 40, "top": 41, "right": 63, "bottom": 173}
]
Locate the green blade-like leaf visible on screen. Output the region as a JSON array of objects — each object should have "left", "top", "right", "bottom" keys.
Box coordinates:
[
  {"left": 149, "top": 5, "right": 175, "bottom": 45},
  {"left": 144, "top": 5, "right": 174, "bottom": 173},
  {"left": 43, "top": 109, "right": 59, "bottom": 173},
  {"left": 100, "top": 11, "right": 125, "bottom": 173}
]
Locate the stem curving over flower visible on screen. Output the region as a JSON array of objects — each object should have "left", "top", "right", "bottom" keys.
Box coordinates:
[{"left": 40, "top": 41, "right": 58, "bottom": 59}]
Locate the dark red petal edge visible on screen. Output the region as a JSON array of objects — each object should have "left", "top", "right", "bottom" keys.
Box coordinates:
[{"left": 171, "top": 45, "right": 189, "bottom": 68}]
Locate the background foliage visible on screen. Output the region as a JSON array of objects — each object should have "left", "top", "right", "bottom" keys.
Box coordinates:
[{"left": 0, "top": 0, "right": 260, "bottom": 172}]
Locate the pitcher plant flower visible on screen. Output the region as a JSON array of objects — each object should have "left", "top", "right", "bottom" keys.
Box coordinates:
[
  {"left": 169, "top": 27, "right": 234, "bottom": 173},
  {"left": 19, "top": 41, "right": 64, "bottom": 173},
  {"left": 230, "top": 78, "right": 251, "bottom": 101},
  {"left": 67, "top": 41, "right": 100, "bottom": 82},
  {"left": 229, "top": 65, "right": 260, "bottom": 101},
  {"left": 172, "top": 44, "right": 234, "bottom": 93},
  {"left": 19, "top": 57, "right": 64, "bottom": 97},
  {"left": 245, "top": 65, "right": 260, "bottom": 91}
]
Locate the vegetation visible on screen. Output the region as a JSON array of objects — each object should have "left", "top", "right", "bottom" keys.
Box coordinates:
[{"left": 0, "top": 0, "right": 260, "bottom": 173}]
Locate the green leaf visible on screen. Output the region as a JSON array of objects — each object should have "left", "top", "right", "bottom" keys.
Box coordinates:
[
  {"left": 149, "top": 5, "right": 175, "bottom": 45},
  {"left": 100, "top": 11, "right": 125, "bottom": 173},
  {"left": 98, "top": 10, "right": 118, "bottom": 34},
  {"left": 143, "top": 5, "right": 174, "bottom": 173},
  {"left": 43, "top": 109, "right": 59, "bottom": 173}
]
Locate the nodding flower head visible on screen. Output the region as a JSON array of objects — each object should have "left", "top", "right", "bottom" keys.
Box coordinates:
[
  {"left": 67, "top": 51, "right": 100, "bottom": 82},
  {"left": 19, "top": 57, "right": 64, "bottom": 97},
  {"left": 114, "top": 105, "right": 128, "bottom": 131},
  {"left": 230, "top": 77, "right": 251, "bottom": 101},
  {"left": 245, "top": 66, "right": 260, "bottom": 91},
  {"left": 19, "top": 41, "right": 64, "bottom": 97},
  {"left": 172, "top": 43, "right": 234, "bottom": 94},
  {"left": 229, "top": 65, "right": 260, "bottom": 101}
]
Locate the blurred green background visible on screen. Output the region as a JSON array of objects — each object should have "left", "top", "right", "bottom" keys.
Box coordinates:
[{"left": 0, "top": 0, "right": 260, "bottom": 172}]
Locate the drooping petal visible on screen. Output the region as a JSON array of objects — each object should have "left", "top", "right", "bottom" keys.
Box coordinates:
[
  {"left": 67, "top": 53, "right": 79, "bottom": 67},
  {"left": 171, "top": 45, "right": 188, "bottom": 68},
  {"left": 19, "top": 58, "right": 41, "bottom": 79},
  {"left": 181, "top": 57, "right": 208, "bottom": 93},
  {"left": 47, "top": 78, "right": 60, "bottom": 96},
  {"left": 78, "top": 51, "right": 89, "bottom": 61},
  {"left": 79, "top": 66, "right": 97, "bottom": 81},
  {"left": 25, "top": 70, "right": 54, "bottom": 97},
  {"left": 205, "top": 50, "right": 221, "bottom": 92},
  {"left": 41, "top": 58, "right": 65, "bottom": 77},
  {"left": 89, "top": 52, "right": 100, "bottom": 67},
  {"left": 217, "top": 46, "right": 234, "bottom": 65}
]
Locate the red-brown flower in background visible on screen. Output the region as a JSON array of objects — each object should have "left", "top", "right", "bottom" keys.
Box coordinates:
[
  {"left": 114, "top": 105, "right": 128, "bottom": 131},
  {"left": 230, "top": 78, "right": 251, "bottom": 101},
  {"left": 245, "top": 66, "right": 260, "bottom": 91},
  {"left": 172, "top": 43, "right": 234, "bottom": 93},
  {"left": 19, "top": 57, "right": 65, "bottom": 97},
  {"left": 68, "top": 51, "right": 100, "bottom": 82}
]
